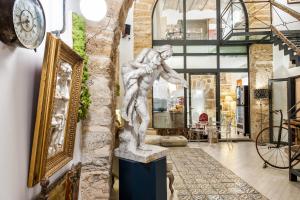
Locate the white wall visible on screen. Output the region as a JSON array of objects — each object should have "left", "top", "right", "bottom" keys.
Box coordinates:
[
  {"left": 118, "top": 7, "right": 134, "bottom": 108},
  {"left": 0, "top": 0, "right": 81, "bottom": 199},
  {"left": 119, "top": 7, "right": 134, "bottom": 67},
  {"left": 273, "top": 47, "right": 300, "bottom": 78},
  {"left": 273, "top": 0, "right": 300, "bottom": 79}
]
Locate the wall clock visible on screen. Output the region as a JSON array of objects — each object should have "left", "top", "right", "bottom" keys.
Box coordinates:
[{"left": 0, "top": 0, "right": 46, "bottom": 49}]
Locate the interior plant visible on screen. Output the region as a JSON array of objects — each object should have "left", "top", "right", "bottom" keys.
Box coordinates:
[{"left": 72, "top": 13, "right": 92, "bottom": 121}]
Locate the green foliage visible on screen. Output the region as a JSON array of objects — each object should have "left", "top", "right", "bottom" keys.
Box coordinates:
[{"left": 72, "top": 13, "right": 91, "bottom": 121}]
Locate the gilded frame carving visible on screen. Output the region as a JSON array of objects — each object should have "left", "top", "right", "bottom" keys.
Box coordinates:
[
  {"left": 36, "top": 163, "right": 82, "bottom": 200},
  {"left": 28, "top": 33, "right": 83, "bottom": 187}
]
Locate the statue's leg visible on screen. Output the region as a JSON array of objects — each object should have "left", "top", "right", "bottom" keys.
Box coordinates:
[
  {"left": 121, "top": 82, "right": 138, "bottom": 121},
  {"left": 135, "top": 97, "right": 150, "bottom": 150}
]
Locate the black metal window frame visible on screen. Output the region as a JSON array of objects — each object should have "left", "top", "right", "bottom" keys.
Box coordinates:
[{"left": 151, "top": 0, "right": 252, "bottom": 136}]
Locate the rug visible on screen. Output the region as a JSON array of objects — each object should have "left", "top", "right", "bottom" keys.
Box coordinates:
[{"left": 168, "top": 148, "right": 268, "bottom": 200}]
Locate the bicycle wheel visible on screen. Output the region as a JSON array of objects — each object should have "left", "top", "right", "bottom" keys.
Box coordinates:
[{"left": 256, "top": 126, "right": 300, "bottom": 169}]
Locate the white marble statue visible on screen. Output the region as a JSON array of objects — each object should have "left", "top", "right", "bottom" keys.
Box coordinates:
[
  {"left": 48, "top": 114, "right": 65, "bottom": 157},
  {"left": 119, "top": 45, "right": 188, "bottom": 155},
  {"left": 48, "top": 62, "right": 72, "bottom": 158},
  {"left": 55, "top": 62, "right": 72, "bottom": 100}
]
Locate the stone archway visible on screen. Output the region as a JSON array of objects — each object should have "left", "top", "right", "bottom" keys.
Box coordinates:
[{"left": 80, "top": 0, "right": 133, "bottom": 199}]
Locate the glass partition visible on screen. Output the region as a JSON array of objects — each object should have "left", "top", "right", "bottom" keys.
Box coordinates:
[
  {"left": 153, "top": 74, "right": 185, "bottom": 128},
  {"left": 152, "top": 1, "right": 250, "bottom": 135},
  {"left": 165, "top": 56, "right": 184, "bottom": 69},
  {"left": 186, "top": 0, "right": 217, "bottom": 40},
  {"left": 153, "top": 0, "right": 184, "bottom": 40},
  {"left": 220, "top": 72, "right": 248, "bottom": 139},
  {"left": 154, "top": 45, "right": 184, "bottom": 53},
  {"left": 187, "top": 45, "right": 217, "bottom": 53},
  {"left": 220, "top": 46, "right": 247, "bottom": 53},
  {"left": 189, "top": 74, "right": 217, "bottom": 127},
  {"left": 187, "top": 56, "right": 217, "bottom": 69},
  {"left": 220, "top": 55, "right": 247, "bottom": 68},
  {"left": 270, "top": 80, "right": 289, "bottom": 143}
]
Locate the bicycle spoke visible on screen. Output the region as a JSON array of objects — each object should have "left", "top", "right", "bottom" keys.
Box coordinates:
[
  {"left": 260, "top": 148, "right": 276, "bottom": 157},
  {"left": 267, "top": 148, "right": 277, "bottom": 163},
  {"left": 278, "top": 148, "right": 286, "bottom": 167},
  {"left": 274, "top": 150, "right": 278, "bottom": 166}
]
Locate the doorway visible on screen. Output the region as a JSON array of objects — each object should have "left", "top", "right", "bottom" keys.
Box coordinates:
[{"left": 188, "top": 74, "right": 217, "bottom": 127}]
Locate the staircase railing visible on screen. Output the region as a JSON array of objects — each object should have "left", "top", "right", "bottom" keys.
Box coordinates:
[
  {"left": 221, "top": 0, "right": 300, "bottom": 45},
  {"left": 271, "top": 25, "right": 300, "bottom": 56},
  {"left": 270, "top": 0, "right": 300, "bottom": 57},
  {"left": 271, "top": 0, "right": 300, "bottom": 32},
  {"left": 270, "top": 0, "right": 300, "bottom": 21}
]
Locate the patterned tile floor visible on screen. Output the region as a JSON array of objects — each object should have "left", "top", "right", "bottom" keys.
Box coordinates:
[{"left": 168, "top": 148, "right": 268, "bottom": 200}]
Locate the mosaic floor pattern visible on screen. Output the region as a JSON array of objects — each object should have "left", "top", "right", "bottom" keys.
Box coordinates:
[{"left": 168, "top": 148, "right": 268, "bottom": 200}]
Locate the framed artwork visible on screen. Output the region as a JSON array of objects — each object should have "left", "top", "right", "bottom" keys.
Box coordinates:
[
  {"left": 288, "top": 0, "right": 300, "bottom": 3},
  {"left": 36, "top": 163, "right": 82, "bottom": 200},
  {"left": 28, "top": 33, "right": 84, "bottom": 187}
]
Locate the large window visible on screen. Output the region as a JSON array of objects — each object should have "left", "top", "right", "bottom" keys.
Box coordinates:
[
  {"left": 153, "top": 0, "right": 184, "bottom": 40},
  {"left": 152, "top": 0, "right": 249, "bottom": 136},
  {"left": 153, "top": 74, "right": 185, "bottom": 128},
  {"left": 186, "top": 0, "right": 217, "bottom": 40}
]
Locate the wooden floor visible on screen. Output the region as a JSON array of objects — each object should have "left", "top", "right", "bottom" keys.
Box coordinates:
[{"left": 185, "top": 142, "right": 300, "bottom": 200}]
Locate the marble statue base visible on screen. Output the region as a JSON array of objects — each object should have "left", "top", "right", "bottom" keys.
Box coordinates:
[
  {"left": 119, "top": 156, "right": 167, "bottom": 200},
  {"left": 114, "top": 144, "right": 168, "bottom": 163}
]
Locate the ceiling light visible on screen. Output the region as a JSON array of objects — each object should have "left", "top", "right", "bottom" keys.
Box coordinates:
[{"left": 80, "top": 0, "right": 107, "bottom": 22}]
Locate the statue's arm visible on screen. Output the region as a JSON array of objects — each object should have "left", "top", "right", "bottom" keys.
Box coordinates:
[
  {"left": 160, "top": 62, "right": 188, "bottom": 88},
  {"left": 129, "top": 48, "right": 150, "bottom": 69},
  {"left": 127, "top": 53, "right": 162, "bottom": 81}
]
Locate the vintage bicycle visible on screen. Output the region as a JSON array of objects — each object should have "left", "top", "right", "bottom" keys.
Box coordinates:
[{"left": 255, "top": 103, "right": 300, "bottom": 169}]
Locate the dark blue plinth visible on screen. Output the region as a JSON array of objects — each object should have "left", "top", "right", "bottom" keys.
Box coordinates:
[{"left": 119, "top": 157, "right": 167, "bottom": 200}]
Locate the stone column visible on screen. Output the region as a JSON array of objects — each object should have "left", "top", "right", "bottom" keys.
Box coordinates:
[
  {"left": 80, "top": 0, "right": 133, "bottom": 199},
  {"left": 133, "top": 0, "right": 159, "bottom": 128},
  {"left": 249, "top": 44, "right": 273, "bottom": 140}
]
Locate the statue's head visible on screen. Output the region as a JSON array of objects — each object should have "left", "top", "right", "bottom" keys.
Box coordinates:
[{"left": 156, "top": 45, "right": 173, "bottom": 60}]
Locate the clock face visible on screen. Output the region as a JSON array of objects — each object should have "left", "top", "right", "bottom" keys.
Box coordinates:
[{"left": 12, "top": 0, "right": 45, "bottom": 49}]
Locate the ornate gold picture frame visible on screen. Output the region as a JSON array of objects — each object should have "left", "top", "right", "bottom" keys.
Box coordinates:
[
  {"left": 35, "top": 163, "right": 82, "bottom": 200},
  {"left": 28, "top": 33, "right": 83, "bottom": 187}
]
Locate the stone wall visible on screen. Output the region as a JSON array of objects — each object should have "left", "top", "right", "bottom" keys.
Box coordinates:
[
  {"left": 249, "top": 44, "right": 273, "bottom": 139},
  {"left": 133, "top": 0, "right": 158, "bottom": 127},
  {"left": 80, "top": 0, "right": 133, "bottom": 199},
  {"left": 133, "top": 0, "right": 157, "bottom": 57},
  {"left": 246, "top": 0, "right": 271, "bottom": 29}
]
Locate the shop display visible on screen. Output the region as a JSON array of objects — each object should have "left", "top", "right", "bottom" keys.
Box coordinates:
[
  {"left": 0, "top": 0, "right": 46, "bottom": 49},
  {"left": 36, "top": 163, "right": 82, "bottom": 200},
  {"left": 28, "top": 33, "right": 84, "bottom": 187}
]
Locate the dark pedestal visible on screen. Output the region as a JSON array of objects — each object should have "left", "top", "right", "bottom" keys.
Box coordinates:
[{"left": 119, "top": 157, "right": 167, "bottom": 200}]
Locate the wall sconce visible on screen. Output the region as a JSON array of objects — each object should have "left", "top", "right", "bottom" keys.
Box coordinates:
[
  {"left": 80, "top": 0, "right": 107, "bottom": 22},
  {"left": 254, "top": 89, "right": 269, "bottom": 100}
]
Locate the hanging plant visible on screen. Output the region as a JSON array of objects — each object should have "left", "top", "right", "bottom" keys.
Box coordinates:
[{"left": 72, "top": 13, "right": 92, "bottom": 121}]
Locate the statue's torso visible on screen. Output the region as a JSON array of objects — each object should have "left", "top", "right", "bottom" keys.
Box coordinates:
[{"left": 138, "top": 66, "right": 162, "bottom": 96}]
